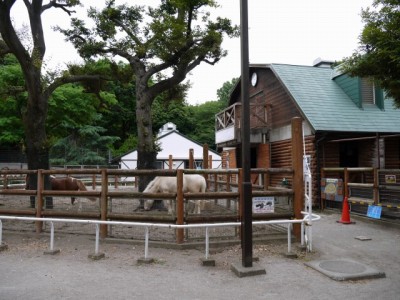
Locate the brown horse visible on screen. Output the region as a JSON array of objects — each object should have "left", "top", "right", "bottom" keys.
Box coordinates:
[
  {"left": 50, "top": 176, "right": 97, "bottom": 204},
  {"left": 26, "top": 175, "right": 97, "bottom": 205}
]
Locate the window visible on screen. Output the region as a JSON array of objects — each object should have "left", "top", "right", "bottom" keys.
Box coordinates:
[{"left": 361, "top": 78, "right": 375, "bottom": 105}]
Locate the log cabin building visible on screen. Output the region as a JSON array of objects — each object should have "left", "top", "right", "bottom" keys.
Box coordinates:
[{"left": 215, "top": 59, "right": 400, "bottom": 216}]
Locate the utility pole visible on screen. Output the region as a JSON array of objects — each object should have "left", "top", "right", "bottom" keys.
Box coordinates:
[{"left": 240, "top": 0, "right": 253, "bottom": 268}]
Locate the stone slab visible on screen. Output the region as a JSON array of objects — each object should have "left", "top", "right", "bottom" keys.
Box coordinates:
[
  {"left": 305, "top": 259, "right": 385, "bottom": 281},
  {"left": 43, "top": 249, "right": 61, "bottom": 255},
  {"left": 88, "top": 252, "right": 105, "bottom": 260},
  {"left": 200, "top": 258, "right": 216, "bottom": 267},
  {"left": 283, "top": 252, "right": 298, "bottom": 259},
  {"left": 230, "top": 261, "right": 266, "bottom": 278},
  {"left": 355, "top": 235, "right": 372, "bottom": 241},
  {"left": 137, "top": 257, "right": 155, "bottom": 264}
]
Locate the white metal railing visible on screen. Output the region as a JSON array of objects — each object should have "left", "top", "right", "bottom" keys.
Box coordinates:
[
  {"left": 302, "top": 155, "right": 313, "bottom": 252},
  {"left": 0, "top": 214, "right": 320, "bottom": 260}
]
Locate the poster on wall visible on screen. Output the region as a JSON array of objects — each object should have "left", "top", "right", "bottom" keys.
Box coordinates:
[
  {"left": 252, "top": 197, "right": 274, "bottom": 213},
  {"left": 321, "top": 178, "right": 344, "bottom": 202}
]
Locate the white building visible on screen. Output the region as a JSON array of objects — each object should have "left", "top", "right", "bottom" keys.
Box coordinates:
[{"left": 118, "top": 123, "right": 222, "bottom": 170}]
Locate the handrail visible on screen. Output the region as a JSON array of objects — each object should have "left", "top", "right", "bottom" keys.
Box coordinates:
[{"left": 0, "top": 214, "right": 320, "bottom": 260}]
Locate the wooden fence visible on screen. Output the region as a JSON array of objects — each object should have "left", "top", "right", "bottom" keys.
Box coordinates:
[
  {"left": 321, "top": 167, "right": 400, "bottom": 209},
  {"left": 0, "top": 167, "right": 299, "bottom": 243}
]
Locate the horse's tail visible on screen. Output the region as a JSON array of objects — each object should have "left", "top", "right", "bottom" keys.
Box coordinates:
[
  {"left": 201, "top": 176, "right": 207, "bottom": 193},
  {"left": 75, "top": 179, "right": 97, "bottom": 202}
]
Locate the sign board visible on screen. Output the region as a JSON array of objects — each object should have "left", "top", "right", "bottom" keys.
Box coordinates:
[
  {"left": 252, "top": 196, "right": 274, "bottom": 213},
  {"left": 321, "top": 178, "right": 343, "bottom": 202},
  {"left": 385, "top": 175, "right": 396, "bottom": 184},
  {"left": 367, "top": 205, "right": 382, "bottom": 219}
]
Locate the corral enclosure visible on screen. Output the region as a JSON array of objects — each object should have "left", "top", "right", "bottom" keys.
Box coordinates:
[{"left": 0, "top": 168, "right": 296, "bottom": 244}]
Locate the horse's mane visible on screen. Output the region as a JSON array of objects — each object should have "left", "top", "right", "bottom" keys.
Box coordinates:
[{"left": 143, "top": 177, "right": 158, "bottom": 193}]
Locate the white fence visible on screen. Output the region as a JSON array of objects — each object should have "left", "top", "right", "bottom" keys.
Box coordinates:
[{"left": 0, "top": 213, "right": 320, "bottom": 260}]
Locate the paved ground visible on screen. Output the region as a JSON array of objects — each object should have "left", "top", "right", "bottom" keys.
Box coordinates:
[{"left": 1, "top": 210, "right": 399, "bottom": 300}]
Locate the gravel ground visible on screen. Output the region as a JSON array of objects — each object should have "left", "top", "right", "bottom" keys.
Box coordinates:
[{"left": 1, "top": 210, "right": 399, "bottom": 300}]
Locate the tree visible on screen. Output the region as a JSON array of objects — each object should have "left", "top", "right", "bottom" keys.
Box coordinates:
[
  {"left": 341, "top": 0, "right": 400, "bottom": 106},
  {"left": 216, "top": 77, "right": 238, "bottom": 106},
  {"left": 0, "top": 58, "right": 118, "bottom": 153},
  {"left": 0, "top": 0, "right": 105, "bottom": 207},
  {"left": 50, "top": 124, "right": 119, "bottom": 165},
  {"left": 0, "top": 54, "right": 25, "bottom": 146},
  {"left": 58, "top": 0, "right": 239, "bottom": 191},
  {"left": 185, "top": 100, "right": 223, "bottom": 149}
]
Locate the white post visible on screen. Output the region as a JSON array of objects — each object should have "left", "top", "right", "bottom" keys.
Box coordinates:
[
  {"left": 0, "top": 220, "right": 2, "bottom": 245},
  {"left": 205, "top": 227, "right": 209, "bottom": 259},
  {"left": 95, "top": 223, "right": 100, "bottom": 254},
  {"left": 144, "top": 226, "right": 149, "bottom": 259},
  {"left": 287, "top": 223, "right": 292, "bottom": 253},
  {"left": 50, "top": 221, "right": 55, "bottom": 251}
]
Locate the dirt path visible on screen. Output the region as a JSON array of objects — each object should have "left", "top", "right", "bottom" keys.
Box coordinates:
[{"left": 1, "top": 211, "right": 399, "bottom": 300}]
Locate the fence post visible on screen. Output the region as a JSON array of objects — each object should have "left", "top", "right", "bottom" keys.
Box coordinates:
[
  {"left": 344, "top": 168, "right": 349, "bottom": 198},
  {"left": 100, "top": 169, "right": 108, "bottom": 238},
  {"left": 373, "top": 168, "right": 379, "bottom": 205},
  {"left": 92, "top": 174, "right": 96, "bottom": 190},
  {"left": 169, "top": 155, "right": 173, "bottom": 170},
  {"left": 203, "top": 144, "right": 209, "bottom": 188},
  {"left": 291, "top": 117, "right": 304, "bottom": 240},
  {"left": 176, "top": 169, "right": 184, "bottom": 243},
  {"left": 189, "top": 149, "right": 194, "bottom": 169},
  {"left": 35, "top": 169, "right": 44, "bottom": 233}
]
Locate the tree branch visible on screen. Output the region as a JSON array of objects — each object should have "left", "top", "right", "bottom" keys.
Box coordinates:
[
  {"left": 44, "top": 74, "right": 109, "bottom": 99},
  {"left": 0, "top": 1, "right": 31, "bottom": 69},
  {"left": 41, "top": 0, "right": 77, "bottom": 15},
  {"left": 0, "top": 39, "right": 12, "bottom": 56},
  {"left": 111, "top": 18, "right": 143, "bottom": 46}
]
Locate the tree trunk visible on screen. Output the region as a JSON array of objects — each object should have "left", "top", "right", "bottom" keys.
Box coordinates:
[
  {"left": 23, "top": 72, "right": 53, "bottom": 208},
  {"left": 136, "top": 83, "right": 158, "bottom": 191}
]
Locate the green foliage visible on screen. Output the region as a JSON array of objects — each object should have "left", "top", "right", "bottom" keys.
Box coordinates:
[
  {"left": 184, "top": 101, "right": 224, "bottom": 149},
  {"left": 216, "top": 77, "right": 238, "bottom": 106},
  {"left": 47, "top": 84, "right": 98, "bottom": 140},
  {"left": 0, "top": 54, "right": 26, "bottom": 145},
  {"left": 111, "top": 134, "right": 138, "bottom": 157},
  {"left": 341, "top": 0, "right": 400, "bottom": 106},
  {"left": 152, "top": 84, "right": 194, "bottom": 133},
  {"left": 50, "top": 125, "right": 119, "bottom": 165},
  {"left": 57, "top": 0, "right": 239, "bottom": 171}
]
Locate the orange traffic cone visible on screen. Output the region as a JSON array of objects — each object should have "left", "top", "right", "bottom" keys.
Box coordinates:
[{"left": 337, "top": 197, "right": 355, "bottom": 224}]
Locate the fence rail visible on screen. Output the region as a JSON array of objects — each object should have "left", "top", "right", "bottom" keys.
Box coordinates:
[
  {"left": 0, "top": 168, "right": 300, "bottom": 243},
  {"left": 321, "top": 167, "right": 400, "bottom": 209},
  {"left": 0, "top": 212, "right": 320, "bottom": 260}
]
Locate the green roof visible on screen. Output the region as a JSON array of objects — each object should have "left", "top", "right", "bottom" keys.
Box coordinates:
[{"left": 269, "top": 64, "right": 400, "bottom": 133}]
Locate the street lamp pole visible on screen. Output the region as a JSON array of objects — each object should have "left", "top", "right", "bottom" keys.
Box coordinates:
[{"left": 240, "top": 0, "right": 253, "bottom": 268}]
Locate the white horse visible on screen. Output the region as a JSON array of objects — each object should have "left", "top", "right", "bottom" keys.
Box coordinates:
[{"left": 143, "top": 174, "right": 207, "bottom": 214}]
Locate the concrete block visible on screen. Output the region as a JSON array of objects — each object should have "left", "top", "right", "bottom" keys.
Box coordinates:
[
  {"left": 44, "top": 249, "right": 61, "bottom": 255},
  {"left": 88, "top": 252, "right": 105, "bottom": 260},
  {"left": 137, "top": 257, "right": 155, "bottom": 264},
  {"left": 231, "top": 261, "right": 266, "bottom": 278},
  {"left": 200, "top": 258, "right": 216, "bottom": 266}
]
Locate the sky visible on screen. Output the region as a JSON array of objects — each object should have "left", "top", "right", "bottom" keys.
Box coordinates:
[{"left": 9, "top": 0, "right": 373, "bottom": 105}]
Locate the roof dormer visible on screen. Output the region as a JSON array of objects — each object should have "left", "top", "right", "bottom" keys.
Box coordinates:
[{"left": 332, "top": 68, "right": 384, "bottom": 110}]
